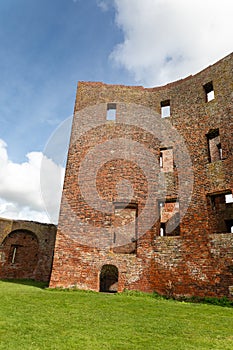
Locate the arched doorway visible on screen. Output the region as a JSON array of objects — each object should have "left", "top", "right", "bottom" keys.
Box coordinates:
[
  {"left": 99, "top": 264, "right": 118, "bottom": 293},
  {"left": 0, "top": 230, "right": 39, "bottom": 279}
]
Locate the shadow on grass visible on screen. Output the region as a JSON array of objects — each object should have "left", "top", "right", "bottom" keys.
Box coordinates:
[{"left": 0, "top": 279, "right": 48, "bottom": 289}]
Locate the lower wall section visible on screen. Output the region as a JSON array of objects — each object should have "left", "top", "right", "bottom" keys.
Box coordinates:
[
  {"left": 49, "top": 231, "right": 154, "bottom": 293},
  {"left": 50, "top": 230, "right": 233, "bottom": 298},
  {"left": 152, "top": 234, "right": 233, "bottom": 298},
  {"left": 1, "top": 216, "right": 232, "bottom": 297},
  {"left": 0, "top": 218, "right": 57, "bottom": 282}
]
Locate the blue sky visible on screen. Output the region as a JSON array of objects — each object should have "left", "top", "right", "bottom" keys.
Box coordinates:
[
  {"left": 0, "top": 0, "right": 131, "bottom": 163},
  {"left": 0, "top": 0, "right": 232, "bottom": 223}
]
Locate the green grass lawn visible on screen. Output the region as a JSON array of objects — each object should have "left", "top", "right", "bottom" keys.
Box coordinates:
[{"left": 0, "top": 280, "right": 233, "bottom": 350}]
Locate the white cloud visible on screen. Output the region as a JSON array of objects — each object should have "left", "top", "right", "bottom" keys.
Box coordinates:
[
  {"left": 0, "top": 139, "right": 64, "bottom": 224},
  {"left": 110, "top": 0, "right": 233, "bottom": 86}
]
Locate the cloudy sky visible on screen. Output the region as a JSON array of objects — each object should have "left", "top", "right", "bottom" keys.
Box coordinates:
[{"left": 0, "top": 0, "right": 232, "bottom": 224}]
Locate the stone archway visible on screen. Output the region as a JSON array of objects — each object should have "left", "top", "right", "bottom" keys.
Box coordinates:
[
  {"left": 0, "top": 230, "right": 39, "bottom": 279},
  {"left": 99, "top": 264, "right": 118, "bottom": 293}
]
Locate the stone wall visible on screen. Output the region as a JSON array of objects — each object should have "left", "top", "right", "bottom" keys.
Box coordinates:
[
  {"left": 50, "top": 53, "right": 233, "bottom": 297},
  {"left": 0, "top": 217, "right": 56, "bottom": 282}
]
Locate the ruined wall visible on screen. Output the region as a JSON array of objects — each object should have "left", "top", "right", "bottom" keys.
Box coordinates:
[
  {"left": 0, "top": 218, "right": 56, "bottom": 282},
  {"left": 50, "top": 53, "right": 233, "bottom": 297}
]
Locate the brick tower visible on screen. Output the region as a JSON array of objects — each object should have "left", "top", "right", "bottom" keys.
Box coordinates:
[{"left": 50, "top": 53, "right": 233, "bottom": 297}]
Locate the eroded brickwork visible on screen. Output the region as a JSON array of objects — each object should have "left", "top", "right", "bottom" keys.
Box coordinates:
[
  {"left": 50, "top": 53, "right": 233, "bottom": 297},
  {"left": 0, "top": 218, "right": 56, "bottom": 282}
]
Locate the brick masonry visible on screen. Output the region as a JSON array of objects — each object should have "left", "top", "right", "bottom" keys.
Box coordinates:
[
  {"left": 49, "top": 53, "right": 233, "bottom": 297},
  {"left": 0, "top": 217, "right": 56, "bottom": 282}
]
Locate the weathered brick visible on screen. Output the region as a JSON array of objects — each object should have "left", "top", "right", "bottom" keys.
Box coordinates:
[
  {"left": 50, "top": 53, "right": 233, "bottom": 298},
  {"left": 0, "top": 218, "right": 56, "bottom": 282}
]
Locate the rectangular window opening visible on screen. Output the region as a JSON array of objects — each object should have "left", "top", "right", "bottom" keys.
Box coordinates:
[
  {"left": 207, "top": 192, "right": 233, "bottom": 233},
  {"left": 160, "top": 223, "right": 165, "bottom": 237},
  {"left": 159, "top": 152, "right": 163, "bottom": 168},
  {"left": 204, "top": 81, "right": 215, "bottom": 102},
  {"left": 107, "top": 103, "right": 116, "bottom": 121},
  {"left": 161, "top": 100, "right": 170, "bottom": 118},
  {"left": 206, "top": 129, "right": 222, "bottom": 162},
  {"left": 158, "top": 199, "right": 180, "bottom": 236},
  {"left": 159, "top": 147, "right": 174, "bottom": 172}
]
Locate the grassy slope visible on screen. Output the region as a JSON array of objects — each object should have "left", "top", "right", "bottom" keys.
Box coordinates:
[{"left": 0, "top": 280, "right": 233, "bottom": 350}]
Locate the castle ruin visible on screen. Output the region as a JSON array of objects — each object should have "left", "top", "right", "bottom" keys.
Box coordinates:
[
  {"left": 0, "top": 53, "right": 232, "bottom": 298},
  {"left": 49, "top": 53, "right": 233, "bottom": 298}
]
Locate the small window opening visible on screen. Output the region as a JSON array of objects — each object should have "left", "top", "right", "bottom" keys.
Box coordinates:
[
  {"left": 159, "top": 152, "right": 163, "bottom": 168},
  {"left": 9, "top": 245, "right": 20, "bottom": 264},
  {"left": 206, "top": 129, "right": 222, "bottom": 162},
  {"left": 204, "top": 81, "right": 215, "bottom": 102},
  {"left": 161, "top": 100, "right": 170, "bottom": 118},
  {"left": 12, "top": 247, "right": 17, "bottom": 263},
  {"left": 159, "top": 199, "right": 180, "bottom": 236},
  {"left": 160, "top": 223, "right": 165, "bottom": 236},
  {"left": 107, "top": 103, "right": 116, "bottom": 121},
  {"left": 207, "top": 192, "right": 233, "bottom": 233},
  {"left": 159, "top": 147, "right": 174, "bottom": 172}
]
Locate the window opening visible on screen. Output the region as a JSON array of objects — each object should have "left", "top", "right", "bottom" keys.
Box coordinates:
[
  {"left": 159, "top": 152, "right": 163, "bottom": 168},
  {"left": 11, "top": 246, "right": 17, "bottom": 264},
  {"left": 159, "top": 147, "right": 174, "bottom": 172},
  {"left": 207, "top": 192, "right": 233, "bottom": 233},
  {"left": 206, "top": 129, "right": 222, "bottom": 162},
  {"left": 160, "top": 223, "right": 165, "bottom": 236},
  {"left": 204, "top": 81, "right": 215, "bottom": 102},
  {"left": 159, "top": 199, "right": 180, "bottom": 236},
  {"left": 161, "top": 100, "right": 170, "bottom": 118},
  {"left": 107, "top": 103, "right": 116, "bottom": 121},
  {"left": 9, "top": 244, "right": 21, "bottom": 264}
]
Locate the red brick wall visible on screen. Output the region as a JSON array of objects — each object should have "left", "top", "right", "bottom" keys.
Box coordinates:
[
  {"left": 0, "top": 218, "right": 57, "bottom": 282},
  {"left": 50, "top": 53, "right": 233, "bottom": 297}
]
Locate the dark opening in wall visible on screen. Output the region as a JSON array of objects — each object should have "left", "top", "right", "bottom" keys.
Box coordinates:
[
  {"left": 159, "top": 147, "right": 174, "bottom": 172},
  {"left": 159, "top": 199, "right": 180, "bottom": 236},
  {"left": 99, "top": 264, "right": 118, "bottom": 293},
  {"left": 225, "top": 220, "right": 233, "bottom": 233},
  {"left": 207, "top": 191, "right": 233, "bottom": 233},
  {"left": 161, "top": 100, "right": 170, "bottom": 118},
  {"left": 206, "top": 129, "right": 222, "bottom": 162},
  {"left": 107, "top": 103, "right": 116, "bottom": 121},
  {"left": 112, "top": 202, "right": 137, "bottom": 254},
  {"left": 204, "top": 81, "right": 215, "bottom": 102}
]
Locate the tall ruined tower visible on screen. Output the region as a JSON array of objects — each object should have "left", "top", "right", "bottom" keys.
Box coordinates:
[{"left": 50, "top": 53, "right": 233, "bottom": 297}]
